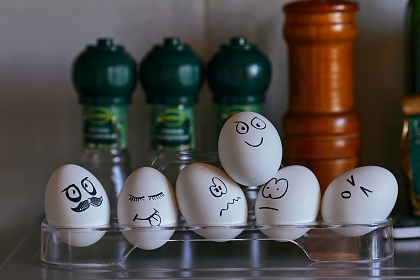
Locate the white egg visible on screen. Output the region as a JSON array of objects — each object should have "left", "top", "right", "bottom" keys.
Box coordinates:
[
  {"left": 321, "top": 166, "right": 398, "bottom": 237},
  {"left": 255, "top": 165, "right": 320, "bottom": 240},
  {"left": 117, "top": 167, "right": 178, "bottom": 250},
  {"left": 44, "top": 164, "right": 110, "bottom": 247},
  {"left": 176, "top": 163, "right": 248, "bottom": 240},
  {"left": 218, "top": 111, "right": 282, "bottom": 186}
]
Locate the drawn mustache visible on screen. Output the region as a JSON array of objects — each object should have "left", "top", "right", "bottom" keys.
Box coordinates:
[{"left": 71, "top": 196, "right": 103, "bottom": 212}]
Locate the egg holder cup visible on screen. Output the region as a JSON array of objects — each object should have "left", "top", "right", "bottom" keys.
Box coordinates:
[{"left": 40, "top": 151, "right": 395, "bottom": 266}]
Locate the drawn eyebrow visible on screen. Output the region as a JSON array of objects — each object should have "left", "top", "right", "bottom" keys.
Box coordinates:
[
  {"left": 129, "top": 194, "right": 145, "bottom": 202},
  {"left": 148, "top": 192, "right": 165, "bottom": 200}
]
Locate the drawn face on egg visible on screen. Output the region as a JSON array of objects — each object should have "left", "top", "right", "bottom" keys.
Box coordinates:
[
  {"left": 218, "top": 112, "right": 283, "bottom": 186},
  {"left": 234, "top": 116, "right": 267, "bottom": 148},
  {"left": 338, "top": 175, "right": 373, "bottom": 201},
  {"left": 117, "top": 167, "right": 178, "bottom": 228},
  {"left": 208, "top": 176, "right": 242, "bottom": 218},
  {"left": 258, "top": 178, "right": 289, "bottom": 212},
  {"left": 45, "top": 164, "right": 110, "bottom": 226},
  {"left": 127, "top": 190, "right": 167, "bottom": 227},
  {"left": 61, "top": 177, "right": 103, "bottom": 213},
  {"left": 321, "top": 166, "right": 398, "bottom": 227},
  {"left": 176, "top": 163, "right": 248, "bottom": 226}
]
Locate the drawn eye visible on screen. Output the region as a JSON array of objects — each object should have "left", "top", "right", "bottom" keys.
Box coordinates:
[
  {"left": 209, "top": 177, "right": 228, "bottom": 197},
  {"left": 129, "top": 194, "right": 145, "bottom": 202},
  {"left": 148, "top": 192, "right": 165, "bottom": 201},
  {"left": 235, "top": 121, "right": 249, "bottom": 134},
  {"left": 61, "top": 184, "right": 82, "bottom": 203},
  {"left": 81, "top": 177, "right": 97, "bottom": 196},
  {"left": 251, "top": 117, "right": 266, "bottom": 130}
]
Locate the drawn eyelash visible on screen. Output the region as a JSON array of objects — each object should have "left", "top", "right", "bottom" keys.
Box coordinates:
[
  {"left": 129, "top": 194, "right": 145, "bottom": 202},
  {"left": 148, "top": 192, "right": 165, "bottom": 201}
]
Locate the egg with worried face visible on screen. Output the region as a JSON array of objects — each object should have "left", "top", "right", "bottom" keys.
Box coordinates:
[
  {"left": 117, "top": 167, "right": 178, "bottom": 250},
  {"left": 321, "top": 166, "right": 398, "bottom": 237},
  {"left": 255, "top": 165, "right": 320, "bottom": 241},
  {"left": 176, "top": 163, "right": 248, "bottom": 240},
  {"left": 218, "top": 112, "right": 282, "bottom": 186},
  {"left": 44, "top": 164, "right": 110, "bottom": 247}
]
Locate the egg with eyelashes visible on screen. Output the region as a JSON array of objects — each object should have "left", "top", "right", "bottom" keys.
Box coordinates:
[
  {"left": 117, "top": 167, "right": 178, "bottom": 250},
  {"left": 218, "top": 111, "right": 282, "bottom": 186},
  {"left": 44, "top": 164, "right": 110, "bottom": 247}
]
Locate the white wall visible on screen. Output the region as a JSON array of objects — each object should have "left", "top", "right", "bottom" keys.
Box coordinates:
[{"left": 0, "top": 0, "right": 410, "bottom": 263}]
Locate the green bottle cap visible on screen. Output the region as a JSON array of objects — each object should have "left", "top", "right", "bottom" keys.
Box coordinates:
[
  {"left": 139, "top": 37, "right": 204, "bottom": 105},
  {"left": 207, "top": 37, "right": 271, "bottom": 105},
  {"left": 72, "top": 38, "right": 137, "bottom": 106}
]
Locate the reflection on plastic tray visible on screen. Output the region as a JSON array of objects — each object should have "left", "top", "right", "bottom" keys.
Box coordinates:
[{"left": 40, "top": 151, "right": 394, "bottom": 266}]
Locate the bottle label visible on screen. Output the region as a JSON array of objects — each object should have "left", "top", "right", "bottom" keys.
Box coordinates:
[
  {"left": 151, "top": 107, "right": 195, "bottom": 151},
  {"left": 218, "top": 104, "right": 261, "bottom": 131},
  {"left": 83, "top": 106, "right": 128, "bottom": 149},
  {"left": 409, "top": 115, "right": 420, "bottom": 196}
]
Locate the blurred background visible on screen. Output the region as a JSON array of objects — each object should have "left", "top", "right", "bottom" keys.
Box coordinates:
[{"left": 0, "top": 0, "right": 408, "bottom": 263}]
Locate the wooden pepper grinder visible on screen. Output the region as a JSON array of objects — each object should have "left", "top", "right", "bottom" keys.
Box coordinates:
[{"left": 282, "top": 0, "right": 362, "bottom": 194}]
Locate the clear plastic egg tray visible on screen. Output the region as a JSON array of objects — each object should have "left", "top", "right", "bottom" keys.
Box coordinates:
[{"left": 40, "top": 151, "right": 394, "bottom": 266}]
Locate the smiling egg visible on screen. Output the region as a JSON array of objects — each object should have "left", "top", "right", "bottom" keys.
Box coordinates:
[
  {"left": 176, "top": 163, "right": 247, "bottom": 240},
  {"left": 255, "top": 165, "right": 320, "bottom": 240},
  {"left": 218, "top": 111, "right": 282, "bottom": 186},
  {"left": 321, "top": 166, "right": 398, "bottom": 237},
  {"left": 44, "top": 164, "right": 110, "bottom": 247},
  {"left": 117, "top": 167, "right": 178, "bottom": 250}
]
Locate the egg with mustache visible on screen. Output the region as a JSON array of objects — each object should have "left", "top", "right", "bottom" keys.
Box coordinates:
[
  {"left": 44, "top": 164, "right": 110, "bottom": 247},
  {"left": 176, "top": 163, "right": 248, "bottom": 240}
]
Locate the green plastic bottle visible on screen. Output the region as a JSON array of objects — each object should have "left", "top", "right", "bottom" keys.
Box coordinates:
[
  {"left": 207, "top": 37, "right": 271, "bottom": 132},
  {"left": 139, "top": 37, "right": 204, "bottom": 161},
  {"left": 72, "top": 38, "right": 137, "bottom": 218}
]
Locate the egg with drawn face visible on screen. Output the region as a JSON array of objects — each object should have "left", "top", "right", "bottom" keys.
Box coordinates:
[
  {"left": 255, "top": 165, "right": 320, "bottom": 241},
  {"left": 321, "top": 166, "right": 398, "bottom": 237},
  {"left": 218, "top": 112, "right": 282, "bottom": 186},
  {"left": 117, "top": 167, "right": 178, "bottom": 250},
  {"left": 176, "top": 163, "right": 248, "bottom": 240},
  {"left": 44, "top": 164, "right": 110, "bottom": 247}
]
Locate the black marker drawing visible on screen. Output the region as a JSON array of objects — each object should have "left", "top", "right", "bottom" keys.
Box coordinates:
[
  {"left": 245, "top": 137, "right": 263, "bottom": 147},
  {"left": 262, "top": 178, "right": 288, "bottom": 199},
  {"left": 220, "top": 197, "right": 241, "bottom": 217},
  {"left": 360, "top": 186, "right": 373, "bottom": 197},
  {"left": 341, "top": 190, "right": 351, "bottom": 199},
  {"left": 209, "top": 177, "right": 228, "bottom": 197},
  {"left": 342, "top": 174, "right": 373, "bottom": 199},
  {"left": 129, "top": 194, "right": 145, "bottom": 202},
  {"left": 235, "top": 121, "right": 249, "bottom": 135},
  {"left": 133, "top": 208, "right": 161, "bottom": 226},
  {"left": 149, "top": 191, "right": 165, "bottom": 200},
  {"left": 259, "top": 206, "right": 279, "bottom": 211},
  {"left": 250, "top": 117, "right": 266, "bottom": 130},
  {"left": 346, "top": 175, "right": 355, "bottom": 186},
  {"left": 61, "top": 177, "right": 103, "bottom": 213}
]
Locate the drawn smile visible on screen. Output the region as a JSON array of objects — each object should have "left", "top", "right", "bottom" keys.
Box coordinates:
[
  {"left": 259, "top": 206, "right": 279, "bottom": 211},
  {"left": 245, "top": 137, "right": 263, "bottom": 147}
]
